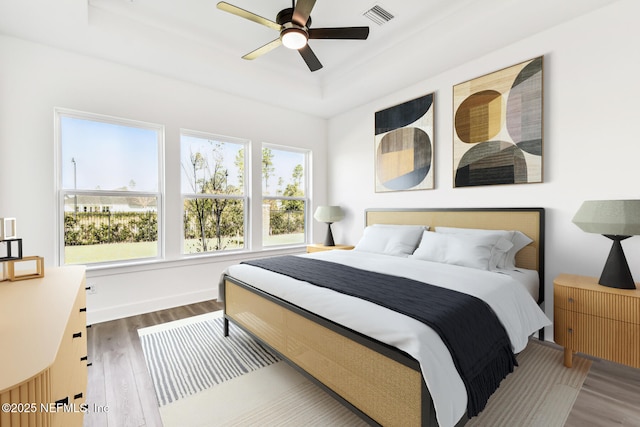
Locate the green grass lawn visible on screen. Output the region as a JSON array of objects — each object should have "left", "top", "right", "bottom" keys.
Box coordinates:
[{"left": 65, "top": 242, "right": 158, "bottom": 264}]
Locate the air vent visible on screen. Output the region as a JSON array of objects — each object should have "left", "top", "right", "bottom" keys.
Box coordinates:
[{"left": 363, "top": 5, "right": 394, "bottom": 26}]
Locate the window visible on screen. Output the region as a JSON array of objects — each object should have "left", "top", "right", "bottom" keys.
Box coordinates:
[
  {"left": 181, "top": 131, "right": 247, "bottom": 255},
  {"left": 262, "top": 144, "right": 309, "bottom": 247},
  {"left": 58, "top": 110, "right": 163, "bottom": 265}
]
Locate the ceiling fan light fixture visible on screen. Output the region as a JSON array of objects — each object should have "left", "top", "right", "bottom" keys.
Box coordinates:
[{"left": 281, "top": 27, "right": 308, "bottom": 49}]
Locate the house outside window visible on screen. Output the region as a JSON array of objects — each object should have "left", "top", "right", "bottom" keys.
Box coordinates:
[
  {"left": 57, "top": 109, "right": 163, "bottom": 265},
  {"left": 181, "top": 131, "right": 248, "bottom": 255},
  {"left": 262, "top": 144, "right": 310, "bottom": 247}
]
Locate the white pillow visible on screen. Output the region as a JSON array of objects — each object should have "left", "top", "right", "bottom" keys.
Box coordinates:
[
  {"left": 502, "top": 231, "right": 533, "bottom": 269},
  {"left": 410, "top": 231, "right": 504, "bottom": 270},
  {"left": 408, "top": 231, "right": 448, "bottom": 263},
  {"left": 435, "top": 226, "right": 532, "bottom": 270},
  {"left": 353, "top": 224, "right": 427, "bottom": 257}
]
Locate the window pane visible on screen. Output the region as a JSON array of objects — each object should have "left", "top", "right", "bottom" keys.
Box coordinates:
[
  {"left": 263, "top": 199, "right": 305, "bottom": 246},
  {"left": 183, "top": 198, "right": 245, "bottom": 254},
  {"left": 262, "top": 146, "right": 308, "bottom": 247},
  {"left": 63, "top": 194, "right": 158, "bottom": 264},
  {"left": 261, "top": 147, "right": 306, "bottom": 197},
  {"left": 61, "top": 116, "right": 159, "bottom": 192},
  {"left": 181, "top": 135, "right": 245, "bottom": 195}
]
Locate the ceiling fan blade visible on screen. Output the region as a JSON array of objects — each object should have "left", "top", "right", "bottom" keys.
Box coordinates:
[
  {"left": 292, "top": 0, "right": 317, "bottom": 27},
  {"left": 308, "top": 27, "right": 370, "bottom": 40},
  {"left": 216, "top": 2, "right": 281, "bottom": 31},
  {"left": 242, "top": 38, "right": 283, "bottom": 60},
  {"left": 298, "top": 44, "right": 323, "bottom": 72}
]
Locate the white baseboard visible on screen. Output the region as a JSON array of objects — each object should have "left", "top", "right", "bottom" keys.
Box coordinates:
[{"left": 86, "top": 289, "right": 217, "bottom": 325}]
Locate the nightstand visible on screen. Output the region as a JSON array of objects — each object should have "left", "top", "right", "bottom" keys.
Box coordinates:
[
  {"left": 306, "top": 244, "right": 355, "bottom": 253},
  {"left": 554, "top": 273, "right": 640, "bottom": 368}
]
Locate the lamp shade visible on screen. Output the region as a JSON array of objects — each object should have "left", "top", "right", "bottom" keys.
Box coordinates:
[
  {"left": 572, "top": 199, "right": 640, "bottom": 289},
  {"left": 572, "top": 200, "right": 640, "bottom": 236},
  {"left": 314, "top": 206, "right": 345, "bottom": 224}
]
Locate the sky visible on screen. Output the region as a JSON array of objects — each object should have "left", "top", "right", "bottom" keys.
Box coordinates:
[
  {"left": 61, "top": 116, "right": 159, "bottom": 192},
  {"left": 180, "top": 134, "right": 306, "bottom": 196},
  {"left": 60, "top": 115, "right": 306, "bottom": 195}
]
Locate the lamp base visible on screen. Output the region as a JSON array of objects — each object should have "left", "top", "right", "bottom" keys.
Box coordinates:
[
  {"left": 599, "top": 235, "right": 637, "bottom": 289},
  {"left": 324, "top": 222, "right": 335, "bottom": 247}
]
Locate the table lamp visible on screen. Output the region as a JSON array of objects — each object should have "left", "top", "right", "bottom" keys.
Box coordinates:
[
  {"left": 314, "top": 206, "right": 345, "bottom": 246},
  {"left": 572, "top": 200, "right": 640, "bottom": 289}
]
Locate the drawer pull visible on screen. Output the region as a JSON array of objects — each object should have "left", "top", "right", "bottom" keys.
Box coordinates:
[
  {"left": 80, "top": 307, "right": 87, "bottom": 313},
  {"left": 568, "top": 297, "right": 575, "bottom": 303},
  {"left": 55, "top": 397, "right": 69, "bottom": 406},
  {"left": 568, "top": 328, "right": 573, "bottom": 334},
  {"left": 81, "top": 355, "right": 88, "bottom": 361},
  {"left": 74, "top": 392, "right": 83, "bottom": 400},
  {"left": 72, "top": 332, "right": 82, "bottom": 339}
]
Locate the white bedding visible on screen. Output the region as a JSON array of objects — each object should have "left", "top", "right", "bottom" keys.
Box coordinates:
[{"left": 225, "top": 250, "right": 551, "bottom": 427}]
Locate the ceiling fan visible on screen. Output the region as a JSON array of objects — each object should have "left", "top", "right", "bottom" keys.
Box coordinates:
[{"left": 217, "top": 0, "right": 370, "bottom": 72}]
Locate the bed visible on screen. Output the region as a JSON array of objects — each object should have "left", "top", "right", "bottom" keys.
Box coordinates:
[{"left": 220, "top": 208, "right": 549, "bottom": 427}]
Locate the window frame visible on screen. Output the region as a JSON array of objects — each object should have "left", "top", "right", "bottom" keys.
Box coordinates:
[
  {"left": 55, "top": 108, "right": 165, "bottom": 267},
  {"left": 180, "top": 129, "right": 250, "bottom": 256},
  {"left": 261, "top": 142, "right": 311, "bottom": 248}
]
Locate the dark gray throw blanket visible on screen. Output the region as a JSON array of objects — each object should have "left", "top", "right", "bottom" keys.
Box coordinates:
[{"left": 242, "top": 255, "right": 517, "bottom": 417}]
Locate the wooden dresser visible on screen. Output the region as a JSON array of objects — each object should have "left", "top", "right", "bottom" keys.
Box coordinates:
[
  {"left": 554, "top": 273, "right": 640, "bottom": 368},
  {"left": 0, "top": 266, "right": 88, "bottom": 427}
]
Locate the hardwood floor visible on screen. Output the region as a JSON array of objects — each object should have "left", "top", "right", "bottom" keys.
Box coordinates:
[
  {"left": 84, "top": 300, "right": 222, "bottom": 427},
  {"left": 84, "top": 301, "right": 640, "bottom": 427},
  {"left": 565, "top": 356, "right": 640, "bottom": 426}
]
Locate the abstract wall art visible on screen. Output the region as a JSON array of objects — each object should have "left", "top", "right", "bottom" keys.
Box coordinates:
[
  {"left": 375, "top": 93, "right": 434, "bottom": 192},
  {"left": 453, "top": 57, "right": 543, "bottom": 187}
]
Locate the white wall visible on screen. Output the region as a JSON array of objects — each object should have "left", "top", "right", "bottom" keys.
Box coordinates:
[
  {"left": 0, "top": 36, "right": 327, "bottom": 324},
  {"left": 327, "top": 0, "right": 640, "bottom": 339}
]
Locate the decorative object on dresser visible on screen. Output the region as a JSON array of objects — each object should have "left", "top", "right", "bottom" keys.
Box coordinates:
[
  {"left": 453, "top": 56, "right": 543, "bottom": 187},
  {"left": 3, "top": 256, "right": 45, "bottom": 281},
  {"left": 374, "top": 93, "right": 435, "bottom": 192},
  {"left": 572, "top": 199, "right": 640, "bottom": 289},
  {"left": 313, "top": 205, "right": 345, "bottom": 246},
  {"left": 554, "top": 273, "right": 639, "bottom": 369},
  {"left": 0, "top": 217, "right": 17, "bottom": 239},
  {"left": 0, "top": 266, "right": 88, "bottom": 427},
  {"left": 0, "top": 219, "right": 45, "bottom": 281},
  {"left": 306, "top": 243, "right": 354, "bottom": 253},
  {"left": 0, "top": 238, "right": 22, "bottom": 262}
]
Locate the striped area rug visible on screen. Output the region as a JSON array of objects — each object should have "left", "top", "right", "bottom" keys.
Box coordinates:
[
  {"left": 140, "top": 311, "right": 591, "bottom": 426},
  {"left": 138, "top": 310, "right": 279, "bottom": 406}
]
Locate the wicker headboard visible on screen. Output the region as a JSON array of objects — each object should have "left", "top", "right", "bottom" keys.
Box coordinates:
[{"left": 365, "top": 208, "right": 545, "bottom": 303}]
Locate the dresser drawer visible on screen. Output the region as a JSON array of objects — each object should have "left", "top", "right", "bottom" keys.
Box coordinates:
[{"left": 554, "top": 284, "right": 640, "bottom": 324}]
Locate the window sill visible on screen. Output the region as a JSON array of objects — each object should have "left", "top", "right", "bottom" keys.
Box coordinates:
[{"left": 84, "top": 245, "right": 307, "bottom": 278}]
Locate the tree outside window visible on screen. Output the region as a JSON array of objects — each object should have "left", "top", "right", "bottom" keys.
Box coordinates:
[
  {"left": 181, "top": 132, "right": 247, "bottom": 254},
  {"left": 262, "top": 145, "right": 309, "bottom": 246}
]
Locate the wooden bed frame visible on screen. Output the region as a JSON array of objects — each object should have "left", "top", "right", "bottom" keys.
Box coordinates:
[{"left": 222, "top": 207, "right": 545, "bottom": 427}]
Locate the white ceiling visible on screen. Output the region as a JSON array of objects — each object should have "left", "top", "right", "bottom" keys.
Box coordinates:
[{"left": 0, "top": 0, "right": 621, "bottom": 117}]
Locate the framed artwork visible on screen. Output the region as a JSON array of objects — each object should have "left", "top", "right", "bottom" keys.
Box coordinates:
[
  {"left": 453, "top": 56, "right": 543, "bottom": 187},
  {"left": 375, "top": 93, "right": 434, "bottom": 192}
]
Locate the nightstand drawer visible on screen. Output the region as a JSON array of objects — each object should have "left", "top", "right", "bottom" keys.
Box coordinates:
[
  {"left": 554, "top": 284, "right": 640, "bottom": 324},
  {"left": 554, "top": 274, "right": 640, "bottom": 369},
  {"left": 554, "top": 307, "right": 640, "bottom": 368}
]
